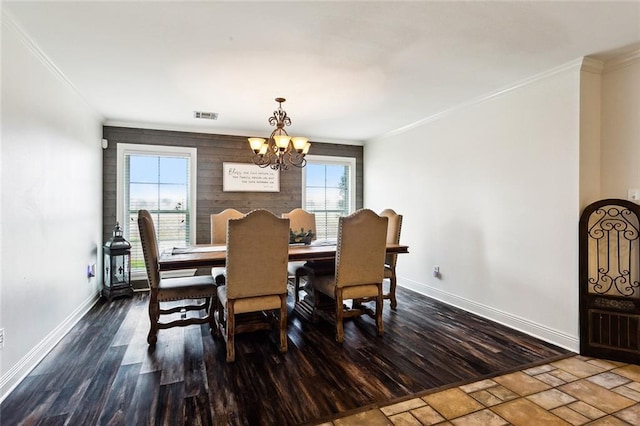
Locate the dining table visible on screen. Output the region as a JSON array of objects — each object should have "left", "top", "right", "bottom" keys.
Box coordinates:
[
  {"left": 158, "top": 241, "right": 409, "bottom": 271},
  {"left": 158, "top": 240, "right": 409, "bottom": 320}
]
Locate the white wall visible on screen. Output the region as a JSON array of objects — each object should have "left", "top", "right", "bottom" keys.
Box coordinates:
[
  {"left": 600, "top": 52, "right": 640, "bottom": 199},
  {"left": 578, "top": 60, "right": 602, "bottom": 210},
  {"left": 0, "top": 15, "right": 104, "bottom": 400},
  {"left": 364, "top": 63, "right": 583, "bottom": 350}
]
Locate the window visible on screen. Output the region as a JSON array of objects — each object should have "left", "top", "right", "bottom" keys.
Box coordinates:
[
  {"left": 117, "top": 144, "right": 197, "bottom": 278},
  {"left": 302, "top": 155, "right": 356, "bottom": 240}
]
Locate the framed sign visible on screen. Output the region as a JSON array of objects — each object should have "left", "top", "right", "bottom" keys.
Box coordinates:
[{"left": 223, "top": 162, "right": 280, "bottom": 192}]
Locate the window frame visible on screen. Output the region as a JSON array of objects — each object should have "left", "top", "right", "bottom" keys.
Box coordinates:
[
  {"left": 116, "top": 143, "right": 198, "bottom": 278},
  {"left": 302, "top": 155, "right": 356, "bottom": 238}
]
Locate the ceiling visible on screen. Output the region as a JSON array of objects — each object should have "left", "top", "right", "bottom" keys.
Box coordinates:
[{"left": 3, "top": 1, "right": 639, "bottom": 144}]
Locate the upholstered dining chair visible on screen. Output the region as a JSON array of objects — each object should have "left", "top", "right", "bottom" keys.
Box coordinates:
[
  {"left": 380, "top": 208, "right": 403, "bottom": 310},
  {"left": 138, "top": 209, "right": 217, "bottom": 345},
  {"left": 306, "top": 209, "right": 388, "bottom": 343},
  {"left": 210, "top": 208, "right": 244, "bottom": 285},
  {"left": 215, "top": 209, "right": 290, "bottom": 362},
  {"left": 282, "top": 208, "right": 316, "bottom": 302}
]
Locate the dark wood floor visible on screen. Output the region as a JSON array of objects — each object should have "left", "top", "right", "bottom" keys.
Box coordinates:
[{"left": 1, "top": 285, "right": 570, "bottom": 425}]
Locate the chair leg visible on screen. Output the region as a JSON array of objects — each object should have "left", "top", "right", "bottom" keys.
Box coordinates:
[
  {"left": 147, "top": 293, "right": 159, "bottom": 345},
  {"left": 226, "top": 302, "right": 235, "bottom": 362},
  {"left": 207, "top": 296, "right": 217, "bottom": 337},
  {"left": 294, "top": 273, "right": 301, "bottom": 302},
  {"left": 376, "top": 288, "right": 384, "bottom": 336},
  {"left": 279, "top": 295, "right": 288, "bottom": 353},
  {"left": 352, "top": 298, "right": 363, "bottom": 310},
  {"left": 389, "top": 272, "right": 398, "bottom": 310},
  {"left": 335, "top": 288, "right": 344, "bottom": 343},
  {"left": 216, "top": 297, "right": 224, "bottom": 332},
  {"left": 311, "top": 284, "right": 320, "bottom": 323}
]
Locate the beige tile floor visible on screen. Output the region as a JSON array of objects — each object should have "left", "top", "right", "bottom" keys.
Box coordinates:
[{"left": 316, "top": 355, "right": 640, "bottom": 425}]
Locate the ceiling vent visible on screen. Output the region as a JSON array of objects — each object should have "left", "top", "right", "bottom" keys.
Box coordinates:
[{"left": 194, "top": 111, "right": 218, "bottom": 120}]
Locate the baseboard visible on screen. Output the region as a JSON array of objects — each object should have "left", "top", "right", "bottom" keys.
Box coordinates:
[
  {"left": 398, "top": 277, "right": 579, "bottom": 352},
  {"left": 0, "top": 291, "right": 101, "bottom": 404}
]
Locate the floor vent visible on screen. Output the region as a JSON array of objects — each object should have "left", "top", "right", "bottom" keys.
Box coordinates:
[{"left": 194, "top": 111, "right": 218, "bottom": 120}]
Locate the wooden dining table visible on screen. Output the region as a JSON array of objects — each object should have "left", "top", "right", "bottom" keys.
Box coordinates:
[
  {"left": 159, "top": 240, "right": 409, "bottom": 320},
  {"left": 158, "top": 241, "right": 409, "bottom": 271}
]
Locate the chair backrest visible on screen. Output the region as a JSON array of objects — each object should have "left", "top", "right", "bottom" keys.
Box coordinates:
[
  {"left": 282, "top": 208, "right": 316, "bottom": 240},
  {"left": 226, "top": 209, "right": 290, "bottom": 299},
  {"left": 211, "top": 208, "right": 244, "bottom": 244},
  {"left": 335, "top": 209, "right": 388, "bottom": 288},
  {"left": 138, "top": 209, "right": 160, "bottom": 290},
  {"left": 380, "top": 208, "right": 403, "bottom": 268}
]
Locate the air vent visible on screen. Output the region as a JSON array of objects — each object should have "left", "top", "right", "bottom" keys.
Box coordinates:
[{"left": 194, "top": 111, "right": 218, "bottom": 120}]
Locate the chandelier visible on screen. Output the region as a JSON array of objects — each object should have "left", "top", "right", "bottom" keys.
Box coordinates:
[{"left": 248, "top": 98, "right": 310, "bottom": 171}]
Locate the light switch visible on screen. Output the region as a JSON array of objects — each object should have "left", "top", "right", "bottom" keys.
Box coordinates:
[{"left": 628, "top": 189, "right": 640, "bottom": 204}]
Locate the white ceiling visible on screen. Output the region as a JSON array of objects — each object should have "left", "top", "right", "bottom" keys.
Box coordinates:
[{"left": 3, "top": 1, "right": 639, "bottom": 143}]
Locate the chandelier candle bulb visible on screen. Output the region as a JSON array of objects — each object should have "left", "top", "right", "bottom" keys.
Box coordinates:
[
  {"left": 249, "top": 138, "right": 266, "bottom": 153},
  {"left": 274, "top": 135, "right": 291, "bottom": 149},
  {"left": 291, "top": 137, "right": 308, "bottom": 151}
]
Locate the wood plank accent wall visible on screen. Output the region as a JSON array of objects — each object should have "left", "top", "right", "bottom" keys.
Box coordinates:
[{"left": 102, "top": 126, "right": 363, "bottom": 245}]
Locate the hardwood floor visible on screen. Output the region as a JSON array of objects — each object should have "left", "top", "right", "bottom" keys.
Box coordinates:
[{"left": 1, "top": 286, "right": 570, "bottom": 425}]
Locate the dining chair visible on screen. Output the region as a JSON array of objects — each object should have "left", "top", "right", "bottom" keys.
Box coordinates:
[
  {"left": 282, "top": 208, "right": 316, "bottom": 302},
  {"left": 210, "top": 208, "right": 244, "bottom": 285},
  {"left": 215, "top": 209, "right": 290, "bottom": 362},
  {"left": 380, "top": 208, "right": 403, "bottom": 310},
  {"left": 305, "top": 209, "right": 388, "bottom": 343},
  {"left": 138, "top": 209, "right": 217, "bottom": 345}
]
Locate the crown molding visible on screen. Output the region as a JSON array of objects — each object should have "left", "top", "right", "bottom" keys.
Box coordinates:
[
  {"left": 369, "top": 58, "right": 584, "bottom": 142},
  {"left": 603, "top": 48, "right": 640, "bottom": 73},
  {"left": 581, "top": 57, "right": 604, "bottom": 74},
  {"left": 1, "top": 10, "right": 103, "bottom": 121},
  {"left": 2, "top": 11, "right": 68, "bottom": 85},
  {"left": 103, "top": 120, "right": 365, "bottom": 146}
]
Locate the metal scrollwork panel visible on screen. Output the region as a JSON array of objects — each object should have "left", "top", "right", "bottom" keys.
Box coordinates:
[
  {"left": 587, "top": 206, "right": 640, "bottom": 298},
  {"left": 593, "top": 297, "right": 636, "bottom": 311}
]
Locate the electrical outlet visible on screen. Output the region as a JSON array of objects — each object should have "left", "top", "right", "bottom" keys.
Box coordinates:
[
  {"left": 628, "top": 189, "right": 640, "bottom": 204},
  {"left": 0, "top": 328, "right": 4, "bottom": 349},
  {"left": 87, "top": 264, "right": 96, "bottom": 278},
  {"left": 433, "top": 266, "right": 440, "bottom": 278}
]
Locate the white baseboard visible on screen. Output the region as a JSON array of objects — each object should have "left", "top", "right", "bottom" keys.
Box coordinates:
[
  {"left": 398, "top": 277, "right": 579, "bottom": 353},
  {"left": 0, "top": 291, "right": 101, "bottom": 404}
]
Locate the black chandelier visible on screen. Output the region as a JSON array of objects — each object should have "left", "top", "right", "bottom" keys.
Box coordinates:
[{"left": 248, "top": 98, "right": 310, "bottom": 171}]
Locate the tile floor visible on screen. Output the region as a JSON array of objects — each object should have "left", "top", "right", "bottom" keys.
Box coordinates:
[{"left": 317, "top": 355, "right": 640, "bottom": 425}]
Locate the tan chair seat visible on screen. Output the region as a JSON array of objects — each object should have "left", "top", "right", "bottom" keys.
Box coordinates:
[
  {"left": 311, "top": 275, "right": 379, "bottom": 300},
  {"left": 158, "top": 275, "right": 216, "bottom": 301},
  {"left": 217, "top": 285, "right": 282, "bottom": 314}
]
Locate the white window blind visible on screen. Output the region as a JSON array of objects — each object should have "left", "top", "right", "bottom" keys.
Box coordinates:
[
  {"left": 117, "top": 144, "right": 197, "bottom": 278},
  {"left": 303, "top": 156, "right": 356, "bottom": 240}
]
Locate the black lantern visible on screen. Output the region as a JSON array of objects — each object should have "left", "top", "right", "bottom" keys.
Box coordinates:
[{"left": 102, "top": 222, "right": 133, "bottom": 301}]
